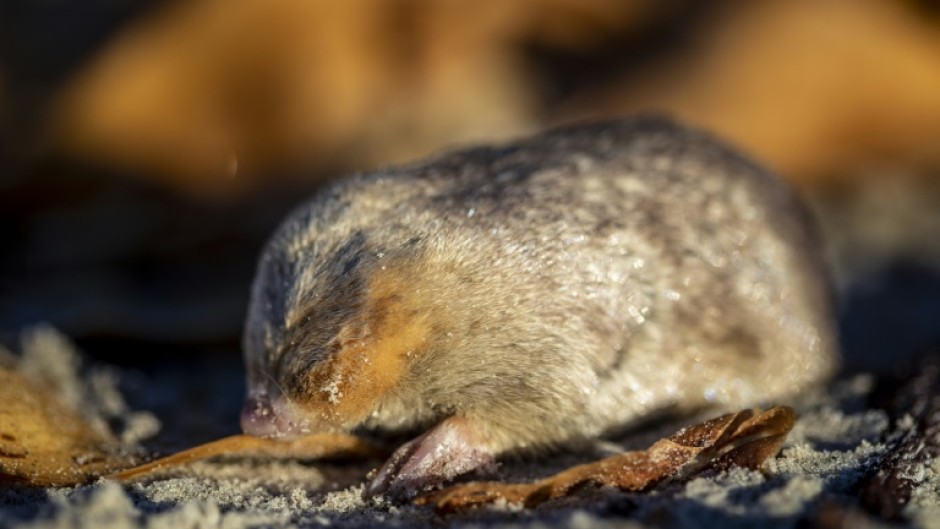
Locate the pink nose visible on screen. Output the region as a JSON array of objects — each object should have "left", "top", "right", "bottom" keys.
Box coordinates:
[{"left": 240, "top": 394, "right": 309, "bottom": 438}]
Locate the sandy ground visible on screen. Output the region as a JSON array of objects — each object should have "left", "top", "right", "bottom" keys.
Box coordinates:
[{"left": 1, "top": 327, "right": 938, "bottom": 529}]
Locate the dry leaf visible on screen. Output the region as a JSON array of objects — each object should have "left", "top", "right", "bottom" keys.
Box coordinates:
[
  {"left": 107, "top": 433, "right": 383, "bottom": 482},
  {"left": 0, "top": 367, "right": 137, "bottom": 486},
  {"left": 418, "top": 406, "right": 795, "bottom": 512},
  {"left": 0, "top": 360, "right": 382, "bottom": 487}
]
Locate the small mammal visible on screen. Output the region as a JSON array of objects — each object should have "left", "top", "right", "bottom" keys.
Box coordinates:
[{"left": 240, "top": 118, "right": 838, "bottom": 498}]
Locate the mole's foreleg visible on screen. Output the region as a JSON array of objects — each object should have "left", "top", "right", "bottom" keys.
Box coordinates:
[{"left": 364, "top": 416, "right": 498, "bottom": 500}]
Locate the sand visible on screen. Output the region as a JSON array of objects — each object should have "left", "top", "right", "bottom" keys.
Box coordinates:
[{"left": 1, "top": 327, "right": 936, "bottom": 529}]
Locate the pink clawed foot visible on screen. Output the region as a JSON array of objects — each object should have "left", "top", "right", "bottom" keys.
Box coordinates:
[{"left": 365, "top": 417, "right": 497, "bottom": 500}]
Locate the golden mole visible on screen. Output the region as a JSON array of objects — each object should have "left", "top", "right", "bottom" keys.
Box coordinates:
[{"left": 240, "top": 118, "right": 838, "bottom": 499}]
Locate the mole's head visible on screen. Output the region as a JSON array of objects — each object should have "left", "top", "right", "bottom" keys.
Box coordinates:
[{"left": 240, "top": 238, "right": 443, "bottom": 438}]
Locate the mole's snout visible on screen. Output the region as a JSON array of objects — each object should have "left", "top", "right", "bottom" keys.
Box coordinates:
[
  {"left": 240, "top": 394, "right": 278, "bottom": 437},
  {"left": 240, "top": 393, "right": 310, "bottom": 438}
]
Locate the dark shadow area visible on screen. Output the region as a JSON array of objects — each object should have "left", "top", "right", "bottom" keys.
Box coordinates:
[{"left": 838, "top": 263, "right": 940, "bottom": 376}]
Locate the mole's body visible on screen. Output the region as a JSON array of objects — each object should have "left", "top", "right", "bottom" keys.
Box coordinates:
[{"left": 240, "top": 118, "right": 837, "bottom": 498}]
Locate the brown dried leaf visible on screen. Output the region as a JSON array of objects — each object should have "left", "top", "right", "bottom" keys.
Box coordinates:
[
  {"left": 0, "top": 367, "right": 136, "bottom": 486},
  {"left": 0, "top": 360, "right": 383, "bottom": 487},
  {"left": 107, "top": 433, "right": 384, "bottom": 482},
  {"left": 418, "top": 406, "right": 796, "bottom": 512}
]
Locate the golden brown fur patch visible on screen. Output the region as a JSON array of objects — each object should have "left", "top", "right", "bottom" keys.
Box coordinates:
[{"left": 302, "top": 263, "right": 433, "bottom": 427}]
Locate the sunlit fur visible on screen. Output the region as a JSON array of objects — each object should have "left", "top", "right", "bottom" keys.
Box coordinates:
[{"left": 243, "top": 117, "right": 838, "bottom": 454}]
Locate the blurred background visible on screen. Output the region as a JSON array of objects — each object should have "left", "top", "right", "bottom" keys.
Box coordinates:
[{"left": 1, "top": 0, "right": 939, "bottom": 410}]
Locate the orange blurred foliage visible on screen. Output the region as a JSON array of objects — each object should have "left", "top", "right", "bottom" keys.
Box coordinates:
[
  {"left": 45, "top": 0, "right": 940, "bottom": 198},
  {"left": 567, "top": 0, "right": 940, "bottom": 186},
  {"left": 49, "top": 0, "right": 652, "bottom": 196}
]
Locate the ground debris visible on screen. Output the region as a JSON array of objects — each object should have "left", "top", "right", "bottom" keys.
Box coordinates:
[
  {"left": 418, "top": 406, "right": 795, "bottom": 513},
  {"left": 108, "top": 433, "right": 384, "bottom": 482},
  {"left": 0, "top": 338, "right": 382, "bottom": 488},
  {"left": 859, "top": 352, "right": 940, "bottom": 521},
  {"left": 0, "top": 366, "right": 137, "bottom": 486}
]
